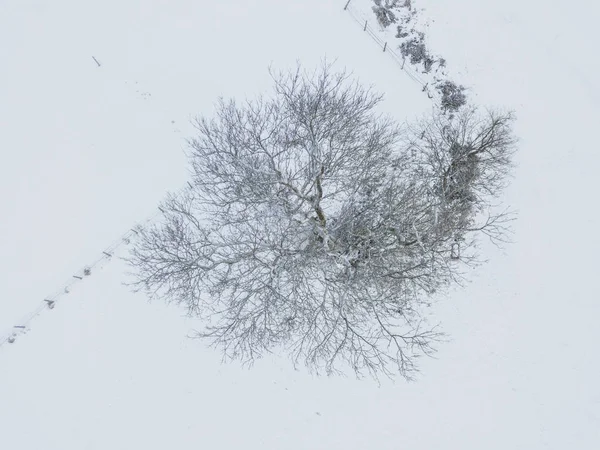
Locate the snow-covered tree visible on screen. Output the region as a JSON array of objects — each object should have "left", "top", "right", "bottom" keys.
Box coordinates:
[{"left": 127, "top": 64, "right": 516, "bottom": 379}]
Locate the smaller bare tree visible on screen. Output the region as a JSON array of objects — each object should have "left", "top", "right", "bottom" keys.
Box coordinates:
[{"left": 126, "top": 63, "right": 516, "bottom": 380}]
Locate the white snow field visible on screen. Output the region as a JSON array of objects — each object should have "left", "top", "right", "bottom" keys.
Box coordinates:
[{"left": 1, "top": 0, "right": 599, "bottom": 448}]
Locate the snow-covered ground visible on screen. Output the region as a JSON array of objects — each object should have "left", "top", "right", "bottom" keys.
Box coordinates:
[{"left": 1, "top": 0, "right": 598, "bottom": 448}]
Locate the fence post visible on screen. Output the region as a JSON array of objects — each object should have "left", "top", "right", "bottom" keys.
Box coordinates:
[
  {"left": 363, "top": 20, "right": 367, "bottom": 31},
  {"left": 343, "top": 0, "right": 351, "bottom": 10},
  {"left": 383, "top": 42, "right": 387, "bottom": 52}
]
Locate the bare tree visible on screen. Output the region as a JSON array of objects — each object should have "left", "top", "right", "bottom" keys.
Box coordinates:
[{"left": 126, "top": 63, "right": 517, "bottom": 380}]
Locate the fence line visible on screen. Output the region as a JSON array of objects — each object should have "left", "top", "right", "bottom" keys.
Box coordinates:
[
  {"left": 0, "top": 52, "right": 195, "bottom": 350},
  {"left": 0, "top": 203, "right": 170, "bottom": 348}
]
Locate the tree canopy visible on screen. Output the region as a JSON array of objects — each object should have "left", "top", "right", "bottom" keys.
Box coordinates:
[{"left": 127, "top": 64, "right": 516, "bottom": 379}]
